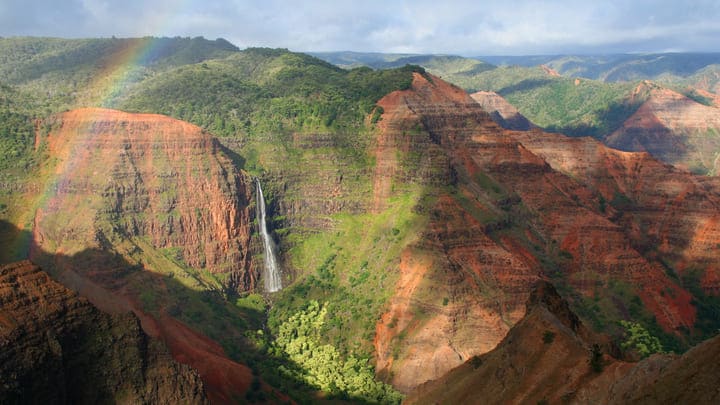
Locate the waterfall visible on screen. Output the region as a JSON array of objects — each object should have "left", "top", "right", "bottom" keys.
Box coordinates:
[{"left": 255, "top": 179, "right": 282, "bottom": 292}]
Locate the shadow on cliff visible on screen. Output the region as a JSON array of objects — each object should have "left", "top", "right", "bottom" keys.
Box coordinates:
[
  {"left": 496, "top": 78, "right": 554, "bottom": 97},
  {"left": 0, "top": 219, "right": 319, "bottom": 404}
]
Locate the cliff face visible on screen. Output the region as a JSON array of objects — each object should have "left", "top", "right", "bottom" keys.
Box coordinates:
[
  {"left": 373, "top": 75, "right": 541, "bottom": 391},
  {"left": 511, "top": 130, "right": 720, "bottom": 295},
  {"left": 31, "top": 107, "right": 255, "bottom": 294},
  {"left": 26, "top": 108, "right": 261, "bottom": 403},
  {"left": 0, "top": 260, "right": 208, "bottom": 404},
  {"left": 406, "top": 280, "right": 720, "bottom": 405},
  {"left": 372, "top": 73, "right": 718, "bottom": 391},
  {"left": 606, "top": 83, "right": 720, "bottom": 175}
]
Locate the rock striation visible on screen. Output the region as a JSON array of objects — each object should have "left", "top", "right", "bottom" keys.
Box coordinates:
[
  {"left": 372, "top": 72, "right": 720, "bottom": 391},
  {"left": 406, "top": 280, "right": 613, "bottom": 404},
  {"left": 0, "top": 260, "right": 208, "bottom": 404},
  {"left": 31, "top": 107, "right": 255, "bottom": 294},
  {"left": 406, "top": 280, "right": 720, "bottom": 404},
  {"left": 607, "top": 83, "right": 720, "bottom": 175}
]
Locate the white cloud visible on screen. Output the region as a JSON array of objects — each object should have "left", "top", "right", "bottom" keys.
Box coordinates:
[{"left": 1, "top": 0, "right": 719, "bottom": 54}]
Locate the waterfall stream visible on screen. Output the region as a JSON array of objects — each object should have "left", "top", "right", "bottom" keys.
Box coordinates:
[{"left": 256, "top": 180, "right": 282, "bottom": 292}]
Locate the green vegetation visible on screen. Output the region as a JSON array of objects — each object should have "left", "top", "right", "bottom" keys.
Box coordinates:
[
  {"left": 620, "top": 320, "right": 664, "bottom": 358},
  {"left": 465, "top": 66, "right": 642, "bottom": 137},
  {"left": 0, "top": 36, "right": 238, "bottom": 112},
  {"left": 270, "top": 186, "right": 426, "bottom": 356},
  {"left": 119, "top": 48, "right": 419, "bottom": 140},
  {"left": 271, "top": 300, "right": 402, "bottom": 404}
]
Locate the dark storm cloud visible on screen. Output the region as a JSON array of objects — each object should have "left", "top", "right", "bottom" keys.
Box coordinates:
[{"left": 1, "top": 0, "right": 718, "bottom": 54}]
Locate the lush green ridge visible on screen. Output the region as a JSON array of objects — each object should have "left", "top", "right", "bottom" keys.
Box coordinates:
[
  {"left": 0, "top": 36, "right": 238, "bottom": 112},
  {"left": 118, "top": 48, "right": 418, "bottom": 139}
]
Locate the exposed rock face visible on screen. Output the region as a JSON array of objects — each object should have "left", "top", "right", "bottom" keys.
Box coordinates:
[
  {"left": 31, "top": 107, "right": 255, "bottom": 293},
  {"left": 606, "top": 83, "right": 720, "bottom": 175},
  {"left": 406, "top": 280, "right": 720, "bottom": 405},
  {"left": 470, "top": 91, "right": 535, "bottom": 130},
  {"left": 26, "top": 108, "right": 262, "bottom": 403},
  {"left": 0, "top": 260, "right": 208, "bottom": 404},
  {"left": 406, "top": 280, "right": 616, "bottom": 405},
  {"left": 511, "top": 130, "right": 720, "bottom": 296},
  {"left": 373, "top": 73, "right": 719, "bottom": 391}
]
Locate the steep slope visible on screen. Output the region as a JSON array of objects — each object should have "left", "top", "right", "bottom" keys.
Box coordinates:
[
  {"left": 608, "top": 333, "right": 720, "bottom": 404},
  {"left": 405, "top": 281, "right": 622, "bottom": 405},
  {"left": 26, "top": 108, "right": 265, "bottom": 403},
  {"left": 470, "top": 90, "right": 535, "bottom": 130},
  {"left": 371, "top": 73, "right": 717, "bottom": 391},
  {"left": 510, "top": 129, "right": 720, "bottom": 297},
  {"left": 31, "top": 107, "right": 255, "bottom": 294},
  {"left": 406, "top": 280, "right": 720, "bottom": 405},
  {"left": 0, "top": 260, "right": 208, "bottom": 404},
  {"left": 606, "top": 82, "right": 720, "bottom": 174}
]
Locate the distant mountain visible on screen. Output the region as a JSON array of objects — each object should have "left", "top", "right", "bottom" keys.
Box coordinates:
[
  {"left": 308, "top": 50, "right": 418, "bottom": 68},
  {"left": 606, "top": 81, "right": 720, "bottom": 175},
  {"left": 478, "top": 53, "right": 720, "bottom": 83}
]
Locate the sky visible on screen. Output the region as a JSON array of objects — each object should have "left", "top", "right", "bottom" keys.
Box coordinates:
[{"left": 1, "top": 0, "right": 719, "bottom": 55}]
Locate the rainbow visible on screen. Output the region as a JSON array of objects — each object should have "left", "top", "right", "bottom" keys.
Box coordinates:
[{"left": 15, "top": 36, "right": 190, "bottom": 259}]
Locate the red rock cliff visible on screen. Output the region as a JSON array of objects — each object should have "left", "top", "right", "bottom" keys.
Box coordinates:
[
  {"left": 373, "top": 73, "right": 717, "bottom": 391},
  {"left": 31, "top": 107, "right": 255, "bottom": 294}
]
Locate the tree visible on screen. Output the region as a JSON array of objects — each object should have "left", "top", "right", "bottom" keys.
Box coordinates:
[{"left": 620, "top": 320, "right": 664, "bottom": 358}]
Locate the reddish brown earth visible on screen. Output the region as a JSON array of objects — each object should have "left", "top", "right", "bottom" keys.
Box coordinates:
[
  {"left": 32, "top": 107, "right": 255, "bottom": 293},
  {"left": 511, "top": 130, "right": 720, "bottom": 295},
  {"left": 372, "top": 73, "right": 719, "bottom": 391},
  {"left": 0, "top": 260, "right": 208, "bottom": 404},
  {"left": 606, "top": 82, "right": 720, "bottom": 174},
  {"left": 406, "top": 280, "right": 720, "bottom": 405},
  {"left": 470, "top": 90, "right": 535, "bottom": 130},
  {"left": 26, "top": 108, "right": 265, "bottom": 403}
]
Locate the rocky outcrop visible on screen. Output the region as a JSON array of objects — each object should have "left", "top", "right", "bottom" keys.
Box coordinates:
[
  {"left": 372, "top": 73, "right": 718, "bottom": 391},
  {"left": 0, "top": 260, "right": 208, "bottom": 404},
  {"left": 31, "top": 107, "right": 255, "bottom": 293},
  {"left": 606, "top": 83, "right": 720, "bottom": 175},
  {"left": 406, "top": 280, "right": 720, "bottom": 404},
  {"left": 470, "top": 90, "right": 535, "bottom": 130}
]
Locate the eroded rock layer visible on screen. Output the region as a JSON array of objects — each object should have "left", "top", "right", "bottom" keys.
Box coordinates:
[
  {"left": 607, "top": 83, "right": 720, "bottom": 175},
  {"left": 31, "top": 107, "right": 254, "bottom": 293},
  {"left": 372, "top": 73, "right": 719, "bottom": 391},
  {"left": 0, "top": 260, "right": 208, "bottom": 404},
  {"left": 406, "top": 280, "right": 720, "bottom": 405}
]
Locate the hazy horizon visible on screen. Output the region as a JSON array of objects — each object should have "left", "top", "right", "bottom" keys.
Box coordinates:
[{"left": 1, "top": 1, "right": 719, "bottom": 56}]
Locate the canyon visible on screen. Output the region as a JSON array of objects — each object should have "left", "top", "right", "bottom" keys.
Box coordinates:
[{"left": 0, "top": 42, "right": 719, "bottom": 403}]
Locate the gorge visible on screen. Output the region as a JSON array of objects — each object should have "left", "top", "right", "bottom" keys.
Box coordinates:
[{"left": 0, "top": 38, "right": 719, "bottom": 404}]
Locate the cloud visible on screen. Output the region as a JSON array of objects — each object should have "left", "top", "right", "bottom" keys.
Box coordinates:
[{"left": 1, "top": 0, "right": 719, "bottom": 55}]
